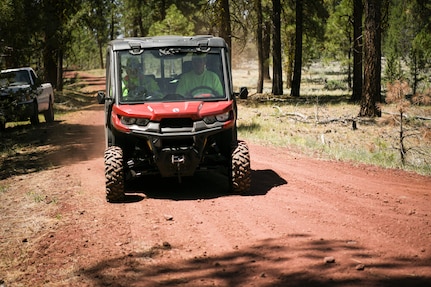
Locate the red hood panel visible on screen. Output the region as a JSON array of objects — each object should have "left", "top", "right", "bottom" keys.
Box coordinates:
[{"left": 116, "top": 101, "right": 233, "bottom": 121}]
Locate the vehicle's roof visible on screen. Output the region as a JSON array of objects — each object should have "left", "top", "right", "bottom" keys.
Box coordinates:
[
  {"left": 109, "top": 35, "right": 228, "bottom": 51},
  {"left": 1, "top": 67, "right": 33, "bottom": 73}
]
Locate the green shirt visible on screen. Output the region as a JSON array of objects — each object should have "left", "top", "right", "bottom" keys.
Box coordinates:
[
  {"left": 176, "top": 69, "right": 223, "bottom": 97},
  {"left": 122, "top": 74, "right": 160, "bottom": 99}
]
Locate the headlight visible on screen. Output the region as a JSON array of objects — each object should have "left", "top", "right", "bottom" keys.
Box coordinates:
[
  {"left": 120, "top": 116, "right": 136, "bottom": 125},
  {"left": 136, "top": 118, "right": 150, "bottom": 126},
  {"left": 203, "top": 111, "right": 230, "bottom": 124},
  {"left": 21, "top": 94, "right": 32, "bottom": 101},
  {"left": 120, "top": 116, "right": 149, "bottom": 126},
  {"left": 203, "top": 115, "right": 216, "bottom": 124},
  {"left": 215, "top": 112, "right": 230, "bottom": 122}
]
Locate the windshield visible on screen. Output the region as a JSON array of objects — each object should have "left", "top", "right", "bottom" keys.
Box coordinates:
[
  {"left": 118, "top": 48, "right": 226, "bottom": 103},
  {"left": 0, "top": 70, "right": 31, "bottom": 87}
]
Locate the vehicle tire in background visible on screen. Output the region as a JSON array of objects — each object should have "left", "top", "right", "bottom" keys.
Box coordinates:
[
  {"left": 30, "top": 101, "right": 40, "bottom": 126},
  {"left": 44, "top": 99, "right": 54, "bottom": 123},
  {"left": 230, "top": 140, "right": 251, "bottom": 194},
  {"left": 104, "top": 146, "right": 125, "bottom": 202}
]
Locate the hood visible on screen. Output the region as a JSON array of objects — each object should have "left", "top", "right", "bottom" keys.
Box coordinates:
[
  {"left": 0, "top": 84, "right": 31, "bottom": 96},
  {"left": 115, "top": 100, "right": 233, "bottom": 121}
]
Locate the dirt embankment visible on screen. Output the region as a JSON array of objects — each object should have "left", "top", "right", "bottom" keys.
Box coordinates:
[{"left": 0, "top": 72, "right": 430, "bottom": 286}]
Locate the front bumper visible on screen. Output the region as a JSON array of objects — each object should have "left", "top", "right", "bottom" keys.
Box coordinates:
[
  {"left": 114, "top": 120, "right": 232, "bottom": 178},
  {"left": 0, "top": 97, "right": 35, "bottom": 122}
]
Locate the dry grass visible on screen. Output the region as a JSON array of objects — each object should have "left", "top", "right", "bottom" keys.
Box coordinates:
[
  {"left": 236, "top": 99, "right": 431, "bottom": 175},
  {"left": 232, "top": 63, "right": 431, "bottom": 176}
]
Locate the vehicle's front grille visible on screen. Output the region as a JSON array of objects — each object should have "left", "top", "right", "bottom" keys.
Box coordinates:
[
  {"left": 161, "top": 138, "right": 194, "bottom": 148},
  {"left": 160, "top": 118, "right": 193, "bottom": 129},
  {"left": 0, "top": 96, "right": 14, "bottom": 109}
]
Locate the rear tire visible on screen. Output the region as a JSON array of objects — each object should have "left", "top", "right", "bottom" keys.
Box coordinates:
[
  {"left": 44, "top": 99, "right": 54, "bottom": 123},
  {"left": 30, "top": 101, "right": 39, "bottom": 126},
  {"left": 230, "top": 141, "right": 251, "bottom": 194},
  {"left": 104, "top": 146, "right": 125, "bottom": 202}
]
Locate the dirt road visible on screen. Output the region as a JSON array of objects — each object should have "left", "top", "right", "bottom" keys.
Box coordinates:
[{"left": 1, "top": 78, "right": 431, "bottom": 286}]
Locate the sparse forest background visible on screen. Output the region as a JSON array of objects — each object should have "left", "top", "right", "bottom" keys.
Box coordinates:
[{"left": 1, "top": 0, "right": 431, "bottom": 116}]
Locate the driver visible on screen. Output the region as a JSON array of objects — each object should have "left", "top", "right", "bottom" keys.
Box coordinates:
[
  {"left": 176, "top": 54, "right": 223, "bottom": 97},
  {"left": 122, "top": 57, "right": 160, "bottom": 99}
]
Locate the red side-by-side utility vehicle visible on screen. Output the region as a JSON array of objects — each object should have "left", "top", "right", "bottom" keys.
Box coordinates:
[{"left": 97, "top": 35, "right": 251, "bottom": 202}]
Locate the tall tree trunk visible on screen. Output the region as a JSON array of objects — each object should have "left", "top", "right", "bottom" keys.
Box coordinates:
[
  {"left": 110, "top": 0, "right": 115, "bottom": 40},
  {"left": 219, "top": 0, "right": 232, "bottom": 49},
  {"left": 56, "top": 49, "right": 63, "bottom": 91},
  {"left": 351, "top": 0, "right": 363, "bottom": 102},
  {"left": 43, "top": 0, "right": 59, "bottom": 88},
  {"left": 98, "top": 40, "right": 104, "bottom": 69},
  {"left": 412, "top": 53, "right": 419, "bottom": 95},
  {"left": 359, "top": 0, "right": 382, "bottom": 117},
  {"left": 291, "top": 0, "right": 303, "bottom": 97},
  {"left": 43, "top": 47, "right": 57, "bottom": 88},
  {"left": 285, "top": 34, "right": 295, "bottom": 89},
  {"left": 256, "top": 0, "right": 264, "bottom": 93},
  {"left": 272, "top": 0, "right": 283, "bottom": 95},
  {"left": 263, "top": 7, "right": 271, "bottom": 81},
  {"left": 347, "top": 46, "right": 352, "bottom": 89},
  {"left": 160, "top": 0, "right": 166, "bottom": 19}
]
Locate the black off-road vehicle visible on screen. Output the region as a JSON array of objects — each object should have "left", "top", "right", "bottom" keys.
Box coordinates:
[{"left": 97, "top": 35, "right": 251, "bottom": 202}]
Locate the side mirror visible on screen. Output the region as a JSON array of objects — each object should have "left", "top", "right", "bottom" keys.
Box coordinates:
[
  {"left": 97, "top": 91, "right": 106, "bottom": 104},
  {"left": 239, "top": 87, "right": 248, "bottom": 99},
  {"left": 33, "top": 77, "right": 42, "bottom": 87}
]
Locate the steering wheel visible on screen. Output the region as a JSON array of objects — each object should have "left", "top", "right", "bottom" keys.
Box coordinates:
[
  {"left": 188, "top": 86, "right": 219, "bottom": 98},
  {"left": 143, "top": 90, "right": 164, "bottom": 100},
  {"left": 127, "top": 86, "right": 147, "bottom": 99}
]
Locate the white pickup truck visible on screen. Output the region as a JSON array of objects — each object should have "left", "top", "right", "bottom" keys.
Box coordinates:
[{"left": 0, "top": 67, "right": 54, "bottom": 130}]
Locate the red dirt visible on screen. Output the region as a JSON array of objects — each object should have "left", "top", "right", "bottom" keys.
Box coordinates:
[{"left": 1, "top": 73, "right": 430, "bottom": 287}]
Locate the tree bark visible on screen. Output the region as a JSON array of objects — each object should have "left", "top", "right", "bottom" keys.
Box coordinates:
[
  {"left": 263, "top": 8, "right": 271, "bottom": 81},
  {"left": 98, "top": 40, "right": 104, "bottom": 70},
  {"left": 285, "top": 34, "right": 295, "bottom": 89},
  {"left": 359, "top": 0, "right": 382, "bottom": 117},
  {"left": 272, "top": 0, "right": 283, "bottom": 95},
  {"left": 351, "top": 0, "right": 363, "bottom": 102},
  {"left": 56, "top": 49, "right": 63, "bottom": 91},
  {"left": 256, "top": 0, "right": 264, "bottom": 93},
  {"left": 291, "top": 0, "right": 303, "bottom": 97},
  {"left": 43, "top": 0, "right": 60, "bottom": 88},
  {"left": 219, "top": 0, "right": 232, "bottom": 49}
]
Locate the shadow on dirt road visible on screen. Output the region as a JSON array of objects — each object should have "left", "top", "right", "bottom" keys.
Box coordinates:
[
  {"left": 0, "top": 118, "right": 104, "bottom": 180},
  {"left": 79, "top": 236, "right": 431, "bottom": 287},
  {"left": 123, "top": 168, "right": 287, "bottom": 202}
]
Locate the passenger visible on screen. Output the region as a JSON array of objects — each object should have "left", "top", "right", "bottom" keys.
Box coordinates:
[
  {"left": 176, "top": 54, "right": 223, "bottom": 98},
  {"left": 122, "top": 57, "right": 160, "bottom": 99}
]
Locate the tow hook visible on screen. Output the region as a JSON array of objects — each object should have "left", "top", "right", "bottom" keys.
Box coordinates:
[
  {"left": 172, "top": 154, "right": 185, "bottom": 165},
  {"left": 172, "top": 155, "right": 185, "bottom": 183}
]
